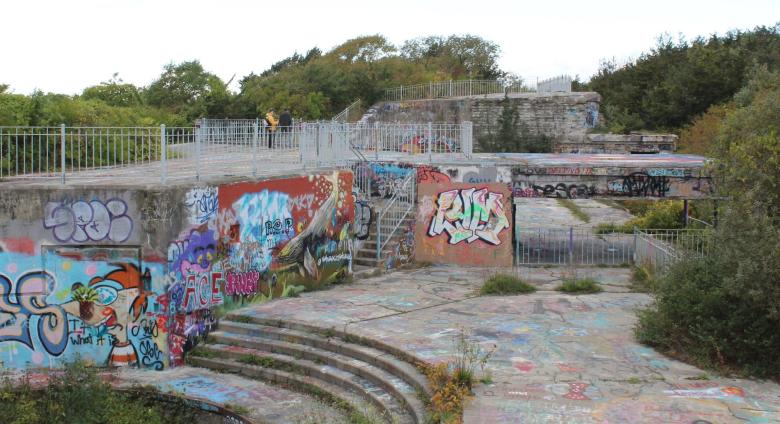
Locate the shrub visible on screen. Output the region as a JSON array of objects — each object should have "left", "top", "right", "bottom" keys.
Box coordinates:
[
  {"left": 556, "top": 278, "right": 603, "bottom": 294},
  {"left": 630, "top": 266, "right": 655, "bottom": 292},
  {"left": 480, "top": 274, "right": 536, "bottom": 295},
  {"left": 1, "top": 360, "right": 201, "bottom": 424},
  {"left": 636, "top": 68, "right": 780, "bottom": 379},
  {"left": 424, "top": 329, "right": 496, "bottom": 424}
]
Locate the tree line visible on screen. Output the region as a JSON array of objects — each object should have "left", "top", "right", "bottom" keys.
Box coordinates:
[{"left": 0, "top": 34, "right": 504, "bottom": 127}]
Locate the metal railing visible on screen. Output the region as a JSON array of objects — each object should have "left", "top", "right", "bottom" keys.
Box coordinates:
[
  {"left": 353, "top": 122, "right": 473, "bottom": 159},
  {"left": 536, "top": 75, "right": 573, "bottom": 94},
  {"left": 384, "top": 80, "right": 533, "bottom": 101},
  {"left": 0, "top": 125, "right": 173, "bottom": 183},
  {"left": 0, "top": 121, "right": 473, "bottom": 184},
  {"left": 382, "top": 77, "right": 573, "bottom": 101},
  {"left": 332, "top": 99, "right": 363, "bottom": 123},
  {"left": 375, "top": 168, "right": 416, "bottom": 260},
  {"left": 516, "top": 227, "right": 635, "bottom": 266},
  {"left": 634, "top": 228, "right": 711, "bottom": 275}
]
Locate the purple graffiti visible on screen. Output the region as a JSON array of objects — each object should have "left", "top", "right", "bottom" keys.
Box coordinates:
[
  {"left": 43, "top": 198, "right": 133, "bottom": 243},
  {"left": 0, "top": 271, "right": 68, "bottom": 356},
  {"left": 170, "top": 229, "right": 217, "bottom": 276}
]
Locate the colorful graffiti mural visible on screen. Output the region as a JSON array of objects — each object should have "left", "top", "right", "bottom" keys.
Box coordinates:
[
  {"left": 1, "top": 170, "right": 358, "bottom": 371},
  {"left": 415, "top": 182, "right": 512, "bottom": 267},
  {"left": 0, "top": 248, "right": 168, "bottom": 370},
  {"left": 163, "top": 171, "right": 355, "bottom": 364},
  {"left": 354, "top": 162, "right": 414, "bottom": 199}
]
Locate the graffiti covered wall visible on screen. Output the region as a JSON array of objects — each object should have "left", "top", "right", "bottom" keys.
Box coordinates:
[
  {"left": 415, "top": 182, "right": 512, "bottom": 267},
  {"left": 0, "top": 171, "right": 356, "bottom": 371}
]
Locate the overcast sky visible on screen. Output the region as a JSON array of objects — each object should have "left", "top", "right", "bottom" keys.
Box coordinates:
[{"left": 2, "top": 0, "right": 778, "bottom": 95}]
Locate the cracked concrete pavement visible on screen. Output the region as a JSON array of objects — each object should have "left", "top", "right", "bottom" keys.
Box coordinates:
[{"left": 239, "top": 266, "right": 780, "bottom": 424}]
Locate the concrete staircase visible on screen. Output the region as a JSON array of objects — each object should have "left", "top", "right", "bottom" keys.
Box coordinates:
[
  {"left": 188, "top": 314, "right": 431, "bottom": 424},
  {"left": 353, "top": 205, "right": 416, "bottom": 271}
]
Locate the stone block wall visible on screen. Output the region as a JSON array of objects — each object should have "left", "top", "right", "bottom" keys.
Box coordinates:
[{"left": 363, "top": 92, "right": 601, "bottom": 144}]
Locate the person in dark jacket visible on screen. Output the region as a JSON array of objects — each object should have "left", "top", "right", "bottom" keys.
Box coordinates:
[{"left": 279, "top": 108, "right": 292, "bottom": 132}]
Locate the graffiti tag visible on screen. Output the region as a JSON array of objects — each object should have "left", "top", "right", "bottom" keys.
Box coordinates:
[
  {"left": 185, "top": 187, "right": 218, "bottom": 224},
  {"left": 428, "top": 188, "right": 510, "bottom": 245},
  {"left": 0, "top": 271, "right": 68, "bottom": 356},
  {"left": 43, "top": 198, "right": 133, "bottom": 243},
  {"left": 354, "top": 201, "right": 372, "bottom": 240}
]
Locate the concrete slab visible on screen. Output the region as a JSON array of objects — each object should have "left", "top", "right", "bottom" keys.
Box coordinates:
[
  {"left": 119, "top": 366, "right": 346, "bottom": 424},
  {"left": 237, "top": 266, "right": 780, "bottom": 424}
]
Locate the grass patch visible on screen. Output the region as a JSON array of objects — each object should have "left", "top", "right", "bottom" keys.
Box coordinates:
[
  {"left": 224, "top": 403, "right": 250, "bottom": 416},
  {"left": 1, "top": 361, "right": 203, "bottom": 424},
  {"left": 630, "top": 266, "right": 656, "bottom": 292},
  {"left": 556, "top": 278, "right": 603, "bottom": 294},
  {"left": 342, "top": 333, "right": 362, "bottom": 344},
  {"left": 480, "top": 274, "right": 536, "bottom": 295},
  {"left": 188, "top": 346, "right": 218, "bottom": 358},
  {"left": 557, "top": 199, "right": 591, "bottom": 223},
  {"left": 236, "top": 354, "right": 302, "bottom": 373},
  {"left": 595, "top": 222, "right": 632, "bottom": 234},
  {"left": 229, "top": 314, "right": 256, "bottom": 324}
]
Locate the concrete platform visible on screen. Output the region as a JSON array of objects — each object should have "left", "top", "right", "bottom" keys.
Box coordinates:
[{"left": 233, "top": 266, "right": 780, "bottom": 424}]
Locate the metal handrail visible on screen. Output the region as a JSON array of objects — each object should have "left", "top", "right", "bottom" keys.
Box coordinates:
[
  {"left": 332, "top": 99, "right": 362, "bottom": 123},
  {"left": 383, "top": 76, "right": 573, "bottom": 101},
  {"left": 375, "top": 169, "right": 416, "bottom": 260}
]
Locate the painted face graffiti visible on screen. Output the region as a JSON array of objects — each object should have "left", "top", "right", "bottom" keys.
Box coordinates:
[
  {"left": 58, "top": 263, "right": 152, "bottom": 368},
  {"left": 428, "top": 188, "right": 510, "bottom": 245}
]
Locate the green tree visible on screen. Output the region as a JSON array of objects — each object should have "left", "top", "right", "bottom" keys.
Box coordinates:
[
  {"left": 146, "top": 61, "right": 230, "bottom": 122},
  {"left": 589, "top": 24, "right": 780, "bottom": 133},
  {"left": 402, "top": 35, "right": 503, "bottom": 79},
  {"left": 82, "top": 73, "right": 142, "bottom": 107},
  {"left": 636, "top": 66, "right": 780, "bottom": 378}
]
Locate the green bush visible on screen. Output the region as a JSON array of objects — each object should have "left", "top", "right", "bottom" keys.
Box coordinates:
[
  {"left": 556, "top": 278, "right": 603, "bottom": 294},
  {"left": 0, "top": 361, "right": 201, "bottom": 424},
  {"left": 635, "top": 254, "right": 780, "bottom": 378},
  {"left": 480, "top": 274, "right": 536, "bottom": 295},
  {"left": 636, "top": 68, "right": 780, "bottom": 379},
  {"left": 630, "top": 266, "right": 655, "bottom": 292}
]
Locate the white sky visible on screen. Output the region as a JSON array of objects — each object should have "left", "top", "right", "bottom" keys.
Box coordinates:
[{"left": 2, "top": 0, "right": 778, "bottom": 95}]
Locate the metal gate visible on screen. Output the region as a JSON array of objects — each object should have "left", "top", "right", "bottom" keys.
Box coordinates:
[{"left": 515, "top": 227, "right": 634, "bottom": 266}]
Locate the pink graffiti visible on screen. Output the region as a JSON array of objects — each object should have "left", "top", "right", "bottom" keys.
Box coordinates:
[
  {"left": 225, "top": 270, "right": 260, "bottom": 296},
  {"left": 563, "top": 382, "right": 590, "bottom": 400}
]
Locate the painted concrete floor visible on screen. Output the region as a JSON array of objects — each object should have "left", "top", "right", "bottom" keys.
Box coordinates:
[
  {"left": 237, "top": 266, "right": 780, "bottom": 424},
  {"left": 119, "top": 365, "right": 347, "bottom": 424},
  {"left": 514, "top": 198, "right": 633, "bottom": 229}
]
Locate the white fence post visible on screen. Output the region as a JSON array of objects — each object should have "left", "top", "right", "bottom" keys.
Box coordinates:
[
  {"left": 160, "top": 124, "right": 167, "bottom": 184},
  {"left": 60, "top": 124, "right": 66, "bottom": 184},
  {"left": 195, "top": 120, "right": 202, "bottom": 181},
  {"left": 252, "top": 122, "right": 259, "bottom": 177},
  {"left": 427, "top": 122, "right": 433, "bottom": 163}
]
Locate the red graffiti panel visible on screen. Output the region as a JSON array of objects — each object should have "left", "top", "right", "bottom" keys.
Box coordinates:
[{"left": 415, "top": 182, "right": 512, "bottom": 267}]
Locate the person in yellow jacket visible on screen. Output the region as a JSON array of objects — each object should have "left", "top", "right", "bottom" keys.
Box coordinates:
[{"left": 265, "top": 108, "right": 278, "bottom": 148}]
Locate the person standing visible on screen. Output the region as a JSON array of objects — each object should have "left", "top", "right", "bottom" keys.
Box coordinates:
[
  {"left": 265, "top": 108, "right": 278, "bottom": 148},
  {"left": 278, "top": 108, "right": 292, "bottom": 147},
  {"left": 279, "top": 108, "right": 292, "bottom": 132}
]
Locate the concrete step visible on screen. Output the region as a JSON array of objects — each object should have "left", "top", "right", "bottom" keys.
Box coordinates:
[
  {"left": 220, "top": 317, "right": 431, "bottom": 398},
  {"left": 188, "top": 355, "right": 385, "bottom": 424},
  {"left": 209, "top": 331, "right": 423, "bottom": 423},
  {"left": 195, "top": 342, "right": 416, "bottom": 424},
  {"left": 354, "top": 256, "right": 384, "bottom": 267}
]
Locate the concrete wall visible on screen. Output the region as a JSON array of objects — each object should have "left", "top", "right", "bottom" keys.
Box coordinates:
[
  {"left": 0, "top": 171, "right": 354, "bottom": 371},
  {"left": 415, "top": 182, "right": 513, "bottom": 267},
  {"left": 363, "top": 92, "right": 601, "bottom": 144}
]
